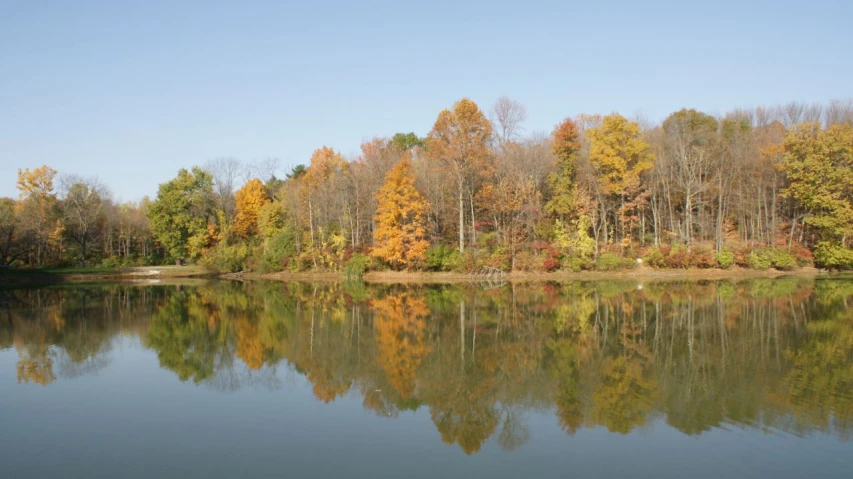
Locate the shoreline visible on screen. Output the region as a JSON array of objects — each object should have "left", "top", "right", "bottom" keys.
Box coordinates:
[
  {"left": 260, "top": 265, "right": 827, "bottom": 284},
  {"left": 0, "top": 265, "right": 215, "bottom": 288},
  {"left": 1, "top": 264, "right": 837, "bottom": 288}
]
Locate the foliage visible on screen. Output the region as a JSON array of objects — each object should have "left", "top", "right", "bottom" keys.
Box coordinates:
[
  {"left": 202, "top": 241, "right": 249, "bottom": 273},
  {"left": 748, "top": 248, "right": 798, "bottom": 271},
  {"left": 345, "top": 253, "right": 370, "bottom": 279},
  {"left": 813, "top": 242, "right": 853, "bottom": 270},
  {"left": 716, "top": 250, "right": 735, "bottom": 269},
  {"left": 748, "top": 249, "right": 773, "bottom": 270},
  {"left": 425, "top": 244, "right": 463, "bottom": 272},
  {"left": 390, "top": 132, "right": 423, "bottom": 151},
  {"left": 643, "top": 247, "right": 667, "bottom": 268},
  {"left": 781, "top": 123, "right": 853, "bottom": 243},
  {"left": 689, "top": 245, "right": 717, "bottom": 269},
  {"left": 595, "top": 252, "right": 635, "bottom": 271},
  {"left": 371, "top": 157, "right": 430, "bottom": 269},
  {"left": 233, "top": 178, "right": 270, "bottom": 239},
  {"left": 554, "top": 216, "right": 596, "bottom": 260},
  {"left": 546, "top": 118, "right": 581, "bottom": 220},
  {"left": 260, "top": 227, "right": 298, "bottom": 273},
  {"left": 147, "top": 167, "right": 215, "bottom": 262},
  {"left": 426, "top": 98, "right": 492, "bottom": 253}
]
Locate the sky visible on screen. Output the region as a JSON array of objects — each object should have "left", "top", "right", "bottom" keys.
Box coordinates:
[{"left": 1, "top": 0, "right": 851, "bottom": 202}]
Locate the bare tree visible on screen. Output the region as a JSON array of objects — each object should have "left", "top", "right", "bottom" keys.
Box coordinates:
[
  {"left": 490, "top": 96, "right": 528, "bottom": 148},
  {"left": 205, "top": 157, "right": 242, "bottom": 219},
  {"left": 825, "top": 98, "right": 853, "bottom": 126},
  {"left": 59, "top": 174, "right": 110, "bottom": 266}
]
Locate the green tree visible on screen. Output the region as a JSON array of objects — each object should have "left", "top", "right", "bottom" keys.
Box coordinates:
[
  {"left": 546, "top": 117, "right": 581, "bottom": 221},
  {"left": 391, "top": 132, "right": 423, "bottom": 151},
  {"left": 147, "top": 167, "right": 215, "bottom": 261}
]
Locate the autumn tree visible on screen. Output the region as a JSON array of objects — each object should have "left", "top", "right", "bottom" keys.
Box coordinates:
[
  {"left": 301, "top": 147, "right": 351, "bottom": 258},
  {"left": 373, "top": 292, "right": 431, "bottom": 399},
  {"left": 147, "top": 167, "right": 215, "bottom": 261},
  {"left": 546, "top": 118, "right": 582, "bottom": 221},
  {"left": 780, "top": 123, "right": 853, "bottom": 247},
  {"left": 587, "top": 114, "right": 654, "bottom": 246},
  {"left": 233, "top": 178, "right": 271, "bottom": 239},
  {"left": 371, "top": 157, "right": 430, "bottom": 269},
  {"left": 16, "top": 165, "right": 59, "bottom": 265},
  {"left": 427, "top": 98, "right": 493, "bottom": 253}
]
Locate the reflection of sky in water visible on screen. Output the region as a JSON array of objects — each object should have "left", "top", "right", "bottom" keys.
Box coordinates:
[
  {"left": 1, "top": 339, "right": 848, "bottom": 479},
  {"left": 2, "top": 280, "right": 853, "bottom": 479}
]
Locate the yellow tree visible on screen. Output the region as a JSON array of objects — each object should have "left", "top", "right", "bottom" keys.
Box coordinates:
[
  {"left": 426, "top": 98, "right": 493, "bottom": 253},
  {"left": 300, "top": 147, "right": 350, "bottom": 266},
  {"left": 371, "top": 156, "right": 430, "bottom": 269},
  {"left": 588, "top": 114, "right": 655, "bottom": 245},
  {"left": 374, "top": 292, "right": 431, "bottom": 399},
  {"left": 16, "top": 165, "right": 58, "bottom": 265},
  {"left": 233, "top": 178, "right": 270, "bottom": 239}
]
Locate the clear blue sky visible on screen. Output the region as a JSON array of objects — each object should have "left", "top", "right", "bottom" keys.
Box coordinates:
[{"left": 1, "top": 0, "right": 850, "bottom": 202}]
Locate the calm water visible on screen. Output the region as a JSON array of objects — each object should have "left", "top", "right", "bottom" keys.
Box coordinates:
[{"left": 1, "top": 278, "right": 852, "bottom": 478}]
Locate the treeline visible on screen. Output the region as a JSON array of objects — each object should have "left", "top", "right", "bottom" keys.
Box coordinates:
[
  {"left": 3, "top": 97, "right": 853, "bottom": 271},
  {"left": 6, "top": 280, "right": 853, "bottom": 451}
]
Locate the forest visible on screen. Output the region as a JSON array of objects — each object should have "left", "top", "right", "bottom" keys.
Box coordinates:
[{"left": 3, "top": 97, "right": 853, "bottom": 273}]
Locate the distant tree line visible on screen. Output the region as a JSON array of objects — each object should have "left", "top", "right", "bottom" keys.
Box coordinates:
[{"left": 3, "top": 97, "right": 853, "bottom": 271}]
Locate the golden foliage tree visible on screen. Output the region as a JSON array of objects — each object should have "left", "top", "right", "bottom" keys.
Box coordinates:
[
  {"left": 233, "top": 178, "right": 271, "bottom": 239},
  {"left": 426, "top": 98, "right": 493, "bottom": 252},
  {"left": 371, "top": 157, "right": 430, "bottom": 269},
  {"left": 588, "top": 114, "right": 655, "bottom": 244},
  {"left": 16, "top": 165, "right": 58, "bottom": 265},
  {"left": 374, "top": 292, "right": 431, "bottom": 399}
]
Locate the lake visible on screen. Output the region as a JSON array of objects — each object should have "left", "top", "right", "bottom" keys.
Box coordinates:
[{"left": 1, "top": 277, "right": 852, "bottom": 478}]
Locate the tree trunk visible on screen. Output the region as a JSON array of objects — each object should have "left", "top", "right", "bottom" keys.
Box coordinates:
[{"left": 458, "top": 182, "right": 465, "bottom": 253}]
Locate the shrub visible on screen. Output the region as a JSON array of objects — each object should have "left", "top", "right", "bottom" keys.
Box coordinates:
[
  {"left": 789, "top": 243, "right": 814, "bottom": 267},
  {"left": 771, "top": 250, "right": 797, "bottom": 271},
  {"left": 813, "top": 242, "right": 853, "bottom": 270},
  {"left": 643, "top": 247, "right": 666, "bottom": 268},
  {"left": 665, "top": 245, "right": 689, "bottom": 269},
  {"left": 203, "top": 242, "right": 249, "bottom": 273},
  {"left": 748, "top": 248, "right": 799, "bottom": 271},
  {"left": 748, "top": 249, "right": 773, "bottom": 270},
  {"left": 563, "top": 255, "right": 593, "bottom": 272},
  {"left": 689, "top": 245, "right": 716, "bottom": 268},
  {"left": 543, "top": 255, "right": 560, "bottom": 272},
  {"left": 345, "top": 253, "right": 370, "bottom": 279},
  {"left": 260, "top": 228, "right": 297, "bottom": 273},
  {"left": 512, "top": 251, "right": 538, "bottom": 272},
  {"left": 426, "top": 244, "right": 463, "bottom": 272},
  {"left": 716, "top": 250, "right": 735, "bottom": 269},
  {"left": 596, "top": 252, "right": 634, "bottom": 271}
]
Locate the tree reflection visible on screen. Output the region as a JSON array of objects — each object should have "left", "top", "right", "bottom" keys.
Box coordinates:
[{"left": 4, "top": 277, "right": 853, "bottom": 451}]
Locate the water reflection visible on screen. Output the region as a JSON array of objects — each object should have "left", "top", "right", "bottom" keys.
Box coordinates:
[{"left": 2, "top": 277, "right": 852, "bottom": 453}]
